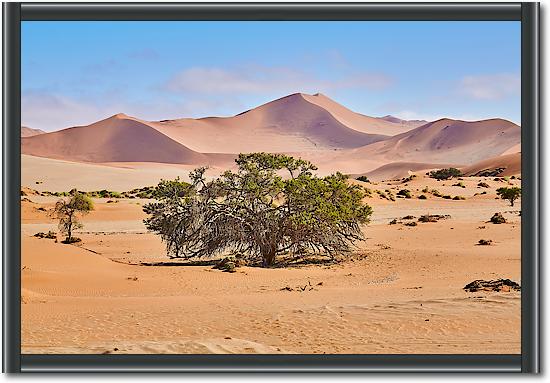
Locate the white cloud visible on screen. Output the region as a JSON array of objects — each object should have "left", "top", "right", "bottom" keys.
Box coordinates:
[
  {"left": 459, "top": 73, "right": 520, "bottom": 100},
  {"left": 165, "top": 65, "right": 393, "bottom": 94},
  {"left": 21, "top": 90, "right": 245, "bottom": 131}
]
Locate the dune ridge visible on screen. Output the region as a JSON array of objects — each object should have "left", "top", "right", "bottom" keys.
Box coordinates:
[
  {"left": 21, "top": 126, "right": 46, "bottom": 137},
  {"left": 348, "top": 118, "right": 520, "bottom": 165},
  {"left": 21, "top": 114, "right": 230, "bottom": 165},
  {"left": 21, "top": 94, "right": 521, "bottom": 173},
  {"left": 461, "top": 152, "right": 521, "bottom": 177}
]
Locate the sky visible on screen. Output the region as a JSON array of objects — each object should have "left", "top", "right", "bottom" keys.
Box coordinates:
[{"left": 22, "top": 21, "right": 521, "bottom": 131}]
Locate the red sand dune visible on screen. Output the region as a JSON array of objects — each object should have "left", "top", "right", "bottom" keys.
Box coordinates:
[
  {"left": 379, "top": 115, "right": 427, "bottom": 127},
  {"left": 300, "top": 93, "right": 422, "bottom": 136},
  {"left": 348, "top": 118, "right": 520, "bottom": 165},
  {"left": 21, "top": 94, "right": 521, "bottom": 172},
  {"left": 150, "top": 93, "right": 398, "bottom": 153},
  {"left": 21, "top": 114, "right": 229, "bottom": 165},
  {"left": 461, "top": 152, "right": 521, "bottom": 177},
  {"left": 355, "top": 161, "right": 459, "bottom": 181},
  {"left": 21, "top": 126, "right": 46, "bottom": 137}
]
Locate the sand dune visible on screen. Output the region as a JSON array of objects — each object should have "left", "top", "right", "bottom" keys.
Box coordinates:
[
  {"left": 301, "top": 93, "right": 421, "bottom": 136},
  {"left": 151, "top": 93, "right": 390, "bottom": 153},
  {"left": 502, "top": 143, "right": 521, "bottom": 155},
  {"left": 21, "top": 126, "right": 46, "bottom": 137},
  {"left": 21, "top": 114, "right": 235, "bottom": 165},
  {"left": 379, "top": 115, "right": 428, "bottom": 127},
  {"left": 356, "top": 161, "right": 459, "bottom": 181},
  {"left": 461, "top": 152, "right": 521, "bottom": 177},
  {"left": 348, "top": 118, "right": 520, "bottom": 165}
]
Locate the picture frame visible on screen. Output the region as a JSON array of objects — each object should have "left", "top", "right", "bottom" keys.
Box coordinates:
[{"left": 2, "top": 2, "right": 540, "bottom": 373}]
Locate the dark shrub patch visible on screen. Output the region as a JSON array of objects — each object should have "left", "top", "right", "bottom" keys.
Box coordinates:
[
  {"left": 478, "top": 239, "right": 493, "bottom": 246},
  {"left": 490, "top": 212, "right": 506, "bottom": 224},
  {"left": 429, "top": 168, "right": 462, "bottom": 180}
]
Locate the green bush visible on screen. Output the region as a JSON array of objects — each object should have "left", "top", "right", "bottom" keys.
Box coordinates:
[
  {"left": 490, "top": 212, "right": 506, "bottom": 224},
  {"left": 397, "top": 189, "right": 412, "bottom": 199},
  {"left": 496, "top": 187, "right": 521, "bottom": 207},
  {"left": 429, "top": 168, "right": 462, "bottom": 180}
]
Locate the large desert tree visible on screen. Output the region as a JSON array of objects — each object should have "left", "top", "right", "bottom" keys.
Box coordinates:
[
  {"left": 143, "top": 153, "right": 373, "bottom": 266},
  {"left": 53, "top": 191, "right": 94, "bottom": 243}
]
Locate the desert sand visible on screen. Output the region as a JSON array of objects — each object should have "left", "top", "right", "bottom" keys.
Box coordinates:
[
  {"left": 21, "top": 173, "right": 521, "bottom": 355},
  {"left": 20, "top": 92, "right": 521, "bottom": 354}
]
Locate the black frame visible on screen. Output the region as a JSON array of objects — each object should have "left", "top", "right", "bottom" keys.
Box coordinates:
[{"left": 2, "top": 2, "right": 539, "bottom": 373}]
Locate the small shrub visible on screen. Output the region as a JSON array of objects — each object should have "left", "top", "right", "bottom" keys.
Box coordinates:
[
  {"left": 389, "top": 218, "right": 398, "bottom": 225},
  {"left": 213, "top": 257, "right": 237, "bottom": 273},
  {"left": 442, "top": 195, "right": 452, "bottom": 200},
  {"left": 418, "top": 214, "right": 438, "bottom": 223},
  {"left": 402, "top": 215, "right": 415, "bottom": 220},
  {"left": 431, "top": 189, "right": 442, "bottom": 197},
  {"left": 34, "top": 231, "right": 57, "bottom": 239},
  {"left": 418, "top": 194, "right": 427, "bottom": 200},
  {"left": 61, "top": 237, "right": 82, "bottom": 244},
  {"left": 452, "top": 182, "right": 466, "bottom": 188},
  {"left": 397, "top": 189, "right": 412, "bottom": 199},
  {"left": 356, "top": 176, "right": 370, "bottom": 183},
  {"left": 429, "top": 168, "right": 462, "bottom": 180},
  {"left": 453, "top": 195, "right": 466, "bottom": 200},
  {"left": 477, "top": 182, "right": 490, "bottom": 188},
  {"left": 478, "top": 239, "right": 493, "bottom": 246},
  {"left": 404, "top": 221, "right": 417, "bottom": 227},
  {"left": 422, "top": 186, "right": 429, "bottom": 193},
  {"left": 490, "top": 212, "right": 506, "bottom": 224}
]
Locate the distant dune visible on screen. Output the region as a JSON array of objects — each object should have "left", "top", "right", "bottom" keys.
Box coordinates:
[
  {"left": 21, "top": 126, "right": 46, "bottom": 137},
  {"left": 151, "top": 93, "right": 395, "bottom": 153},
  {"left": 379, "top": 115, "right": 428, "bottom": 128},
  {"left": 21, "top": 93, "right": 521, "bottom": 175},
  {"left": 22, "top": 114, "right": 232, "bottom": 165},
  {"left": 461, "top": 152, "right": 521, "bottom": 177},
  {"left": 300, "top": 93, "right": 422, "bottom": 136},
  {"left": 347, "top": 118, "right": 520, "bottom": 165},
  {"left": 355, "top": 161, "right": 459, "bottom": 181}
]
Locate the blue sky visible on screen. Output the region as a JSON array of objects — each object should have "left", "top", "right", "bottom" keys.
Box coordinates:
[{"left": 22, "top": 21, "right": 520, "bottom": 131}]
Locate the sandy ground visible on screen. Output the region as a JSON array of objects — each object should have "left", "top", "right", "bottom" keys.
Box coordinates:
[{"left": 21, "top": 173, "right": 521, "bottom": 354}]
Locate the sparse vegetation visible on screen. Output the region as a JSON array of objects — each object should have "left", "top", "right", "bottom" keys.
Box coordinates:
[
  {"left": 53, "top": 192, "right": 94, "bottom": 244},
  {"left": 429, "top": 168, "right": 462, "bottom": 180},
  {"left": 490, "top": 212, "right": 506, "bottom": 224},
  {"left": 401, "top": 175, "right": 416, "bottom": 183},
  {"left": 33, "top": 231, "right": 57, "bottom": 240},
  {"left": 418, "top": 214, "right": 450, "bottom": 223},
  {"left": 496, "top": 187, "right": 521, "bottom": 207},
  {"left": 418, "top": 215, "right": 438, "bottom": 223},
  {"left": 143, "top": 153, "right": 373, "bottom": 267},
  {"left": 478, "top": 239, "right": 493, "bottom": 246},
  {"left": 397, "top": 189, "right": 412, "bottom": 199},
  {"left": 430, "top": 189, "right": 442, "bottom": 197}
]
